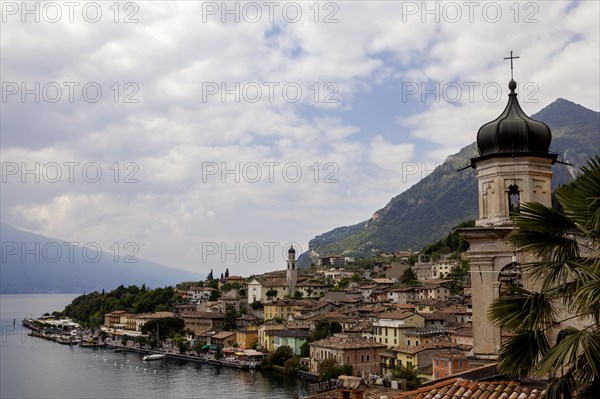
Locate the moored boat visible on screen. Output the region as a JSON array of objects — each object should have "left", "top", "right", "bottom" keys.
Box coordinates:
[{"left": 143, "top": 353, "right": 166, "bottom": 361}]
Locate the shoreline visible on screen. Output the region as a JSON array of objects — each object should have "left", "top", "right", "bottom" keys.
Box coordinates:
[{"left": 22, "top": 318, "right": 319, "bottom": 382}]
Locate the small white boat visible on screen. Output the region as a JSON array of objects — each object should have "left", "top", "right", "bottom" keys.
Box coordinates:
[{"left": 143, "top": 354, "right": 166, "bottom": 361}]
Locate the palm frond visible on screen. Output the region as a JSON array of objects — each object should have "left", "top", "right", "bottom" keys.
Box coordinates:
[
  {"left": 545, "top": 374, "right": 576, "bottom": 399},
  {"left": 556, "top": 155, "right": 600, "bottom": 240},
  {"left": 575, "top": 376, "right": 600, "bottom": 399},
  {"left": 532, "top": 327, "right": 600, "bottom": 381},
  {"left": 509, "top": 202, "right": 579, "bottom": 261},
  {"left": 497, "top": 329, "right": 550, "bottom": 379},
  {"left": 522, "top": 260, "right": 588, "bottom": 293},
  {"left": 488, "top": 285, "right": 555, "bottom": 330}
]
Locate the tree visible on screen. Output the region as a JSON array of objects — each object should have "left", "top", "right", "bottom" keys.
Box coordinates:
[
  {"left": 299, "top": 341, "right": 310, "bottom": 357},
  {"left": 392, "top": 364, "right": 423, "bottom": 390},
  {"left": 270, "top": 345, "right": 294, "bottom": 366},
  {"left": 172, "top": 335, "right": 188, "bottom": 354},
  {"left": 294, "top": 290, "right": 303, "bottom": 298},
  {"left": 312, "top": 321, "right": 342, "bottom": 341},
  {"left": 266, "top": 289, "right": 278, "bottom": 301},
  {"left": 400, "top": 267, "right": 418, "bottom": 286},
  {"left": 141, "top": 317, "right": 185, "bottom": 340},
  {"left": 223, "top": 304, "right": 238, "bottom": 331},
  {"left": 317, "top": 358, "right": 352, "bottom": 381},
  {"left": 225, "top": 268, "right": 229, "bottom": 278},
  {"left": 489, "top": 156, "right": 600, "bottom": 399},
  {"left": 121, "top": 334, "right": 129, "bottom": 346},
  {"left": 193, "top": 342, "right": 204, "bottom": 356},
  {"left": 283, "top": 356, "right": 301, "bottom": 374},
  {"left": 446, "top": 260, "right": 470, "bottom": 294},
  {"left": 209, "top": 289, "right": 221, "bottom": 301},
  {"left": 134, "top": 335, "right": 147, "bottom": 348},
  {"left": 207, "top": 269, "right": 213, "bottom": 281}
]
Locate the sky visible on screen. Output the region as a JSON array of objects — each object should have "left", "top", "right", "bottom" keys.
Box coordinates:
[{"left": 1, "top": 0, "right": 599, "bottom": 277}]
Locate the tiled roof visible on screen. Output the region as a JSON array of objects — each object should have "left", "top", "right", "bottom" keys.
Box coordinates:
[
  {"left": 181, "top": 311, "right": 225, "bottom": 319},
  {"left": 379, "top": 310, "right": 421, "bottom": 320},
  {"left": 393, "top": 343, "right": 459, "bottom": 355},
  {"left": 310, "top": 335, "right": 387, "bottom": 350},
  {"left": 259, "top": 278, "right": 288, "bottom": 287},
  {"left": 212, "top": 330, "right": 235, "bottom": 339},
  {"left": 394, "top": 378, "right": 546, "bottom": 399}
]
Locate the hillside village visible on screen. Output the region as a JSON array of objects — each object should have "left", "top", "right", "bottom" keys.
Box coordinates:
[{"left": 99, "top": 248, "right": 477, "bottom": 385}]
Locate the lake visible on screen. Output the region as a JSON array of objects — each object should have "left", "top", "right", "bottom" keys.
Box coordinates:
[{"left": 0, "top": 294, "right": 310, "bottom": 399}]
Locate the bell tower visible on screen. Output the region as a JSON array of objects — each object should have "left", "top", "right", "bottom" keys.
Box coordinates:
[
  {"left": 458, "top": 52, "right": 557, "bottom": 357},
  {"left": 286, "top": 245, "right": 297, "bottom": 296}
]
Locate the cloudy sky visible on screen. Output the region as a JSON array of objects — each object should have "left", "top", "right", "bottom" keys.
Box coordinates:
[{"left": 2, "top": 0, "right": 599, "bottom": 276}]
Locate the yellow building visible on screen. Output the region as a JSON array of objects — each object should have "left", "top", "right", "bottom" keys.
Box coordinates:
[
  {"left": 258, "top": 321, "right": 287, "bottom": 351},
  {"left": 373, "top": 310, "right": 424, "bottom": 347},
  {"left": 393, "top": 343, "right": 461, "bottom": 369},
  {"left": 236, "top": 326, "right": 258, "bottom": 349},
  {"left": 263, "top": 299, "right": 311, "bottom": 321}
]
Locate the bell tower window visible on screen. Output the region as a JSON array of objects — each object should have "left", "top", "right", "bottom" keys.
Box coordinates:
[{"left": 508, "top": 184, "right": 520, "bottom": 213}]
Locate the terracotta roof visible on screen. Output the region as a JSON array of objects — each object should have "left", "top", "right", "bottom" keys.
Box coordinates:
[
  {"left": 212, "top": 330, "right": 235, "bottom": 340},
  {"left": 393, "top": 378, "right": 546, "bottom": 399},
  {"left": 223, "top": 276, "right": 243, "bottom": 280},
  {"left": 266, "top": 299, "right": 312, "bottom": 307},
  {"left": 421, "top": 312, "right": 455, "bottom": 321},
  {"left": 393, "top": 343, "right": 459, "bottom": 355},
  {"left": 310, "top": 335, "right": 387, "bottom": 350},
  {"left": 379, "top": 310, "right": 422, "bottom": 320},
  {"left": 259, "top": 278, "right": 288, "bottom": 287},
  {"left": 451, "top": 326, "right": 473, "bottom": 337},
  {"left": 181, "top": 311, "right": 225, "bottom": 319}
]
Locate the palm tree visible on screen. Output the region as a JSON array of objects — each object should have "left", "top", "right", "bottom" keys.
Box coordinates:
[{"left": 489, "top": 156, "right": 600, "bottom": 399}]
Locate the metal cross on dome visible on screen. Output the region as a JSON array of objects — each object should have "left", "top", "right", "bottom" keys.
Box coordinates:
[{"left": 504, "top": 50, "right": 520, "bottom": 80}]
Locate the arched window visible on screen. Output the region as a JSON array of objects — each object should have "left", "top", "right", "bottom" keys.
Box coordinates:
[
  {"left": 508, "top": 184, "right": 520, "bottom": 213},
  {"left": 498, "top": 262, "right": 522, "bottom": 294}
]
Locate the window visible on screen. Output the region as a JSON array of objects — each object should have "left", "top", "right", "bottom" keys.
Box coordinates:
[
  {"left": 361, "top": 354, "right": 364, "bottom": 362},
  {"left": 366, "top": 355, "right": 370, "bottom": 361},
  {"left": 508, "top": 184, "right": 520, "bottom": 213}
]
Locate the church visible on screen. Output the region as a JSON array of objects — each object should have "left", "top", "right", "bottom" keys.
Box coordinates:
[{"left": 457, "top": 53, "right": 557, "bottom": 357}]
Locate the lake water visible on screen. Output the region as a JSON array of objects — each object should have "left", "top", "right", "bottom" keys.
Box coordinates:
[{"left": 0, "top": 294, "right": 310, "bottom": 399}]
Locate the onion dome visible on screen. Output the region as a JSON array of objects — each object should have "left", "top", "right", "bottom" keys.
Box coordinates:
[
  {"left": 474, "top": 80, "right": 555, "bottom": 163},
  {"left": 288, "top": 245, "right": 296, "bottom": 254}
]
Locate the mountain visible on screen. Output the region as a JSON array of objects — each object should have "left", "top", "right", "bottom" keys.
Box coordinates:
[
  {"left": 303, "top": 98, "right": 600, "bottom": 262},
  {"left": 0, "top": 223, "right": 204, "bottom": 293}
]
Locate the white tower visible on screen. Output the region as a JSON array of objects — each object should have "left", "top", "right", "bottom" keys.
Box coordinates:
[{"left": 286, "top": 245, "right": 297, "bottom": 296}]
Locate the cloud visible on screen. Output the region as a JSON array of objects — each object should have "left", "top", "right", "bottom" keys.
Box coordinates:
[{"left": 1, "top": 1, "right": 598, "bottom": 275}]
